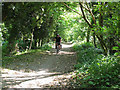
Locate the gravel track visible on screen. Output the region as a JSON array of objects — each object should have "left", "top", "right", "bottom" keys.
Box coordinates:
[{"left": 2, "top": 43, "right": 77, "bottom": 88}]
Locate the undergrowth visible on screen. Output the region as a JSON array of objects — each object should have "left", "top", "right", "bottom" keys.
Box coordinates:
[
  {"left": 2, "top": 43, "right": 52, "bottom": 68},
  {"left": 72, "top": 42, "right": 120, "bottom": 88},
  {"left": 2, "top": 41, "right": 53, "bottom": 57}
]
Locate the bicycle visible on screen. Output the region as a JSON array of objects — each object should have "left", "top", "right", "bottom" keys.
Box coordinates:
[{"left": 56, "top": 44, "right": 62, "bottom": 54}]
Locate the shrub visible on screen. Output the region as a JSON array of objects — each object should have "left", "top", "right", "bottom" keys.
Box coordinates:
[
  {"left": 73, "top": 42, "right": 120, "bottom": 88},
  {"left": 73, "top": 42, "right": 93, "bottom": 51},
  {"left": 41, "top": 43, "right": 52, "bottom": 51},
  {"left": 87, "top": 56, "right": 119, "bottom": 87},
  {"left": 73, "top": 42, "right": 102, "bottom": 64},
  {"left": 2, "top": 41, "right": 9, "bottom": 56}
]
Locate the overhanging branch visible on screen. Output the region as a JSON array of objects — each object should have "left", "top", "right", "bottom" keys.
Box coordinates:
[
  {"left": 62, "top": 2, "right": 82, "bottom": 16},
  {"left": 85, "top": 2, "right": 96, "bottom": 25},
  {"left": 79, "top": 2, "right": 93, "bottom": 28}
]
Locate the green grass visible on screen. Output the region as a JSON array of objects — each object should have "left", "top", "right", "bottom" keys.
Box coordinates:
[
  {"left": 2, "top": 41, "right": 53, "bottom": 57},
  {"left": 2, "top": 43, "right": 52, "bottom": 68},
  {"left": 2, "top": 49, "right": 44, "bottom": 68},
  {"left": 72, "top": 42, "right": 120, "bottom": 88}
]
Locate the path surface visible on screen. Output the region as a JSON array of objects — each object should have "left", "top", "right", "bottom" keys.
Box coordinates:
[{"left": 2, "top": 43, "right": 77, "bottom": 88}]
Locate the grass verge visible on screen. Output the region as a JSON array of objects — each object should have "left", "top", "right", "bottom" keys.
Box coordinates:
[{"left": 2, "top": 43, "right": 52, "bottom": 69}]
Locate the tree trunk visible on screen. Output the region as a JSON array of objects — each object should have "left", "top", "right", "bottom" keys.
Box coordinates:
[
  {"left": 79, "top": 2, "right": 93, "bottom": 28},
  {"left": 40, "top": 39, "right": 43, "bottom": 47},
  {"left": 96, "top": 35, "right": 107, "bottom": 55},
  {"left": 97, "top": 2, "right": 108, "bottom": 55},
  {"left": 34, "top": 39, "right": 37, "bottom": 49},
  {"left": 8, "top": 41, "right": 13, "bottom": 53},
  {"left": 93, "top": 32, "right": 97, "bottom": 48},
  {"left": 86, "top": 27, "right": 90, "bottom": 42},
  {"left": 38, "top": 39, "right": 41, "bottom": 47},
  {"left": 65, "top": 2, "right": 108, "bottom": 55},
  {"left": 29, "top": 31, "right": 33, "bottom": 50},
  {"left": 15, "top": 43, "right": 19, "bottom": 53}
]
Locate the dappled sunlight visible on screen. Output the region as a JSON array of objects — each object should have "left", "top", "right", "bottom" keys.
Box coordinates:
[
  {"left": 52, "top": 50, "right": 75, "bottom": 55},
  {"left": 59, "top": 51, "right": 75, "bottom": 55},
  {"left": 2, "top": 68, "right": 60, "bottom": 78},
  {"left": 52, "top": 43, "right": 74, "bottom": 49},
  {"left": 51, "top": 43, "right": 75, "bottom": 55},
  {"left": 61, "top": 44, "right": 74, "bottom": 49},
  {"left": 2, "top": 68, "right": 63, "bottom": 88},
  {"left": 2, "top": 43, "right": 76, "bottom": 88}
]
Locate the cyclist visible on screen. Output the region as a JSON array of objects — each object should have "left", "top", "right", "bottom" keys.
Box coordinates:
[{"left": 55, "top": 34, "right": 61, "bottom": 49}]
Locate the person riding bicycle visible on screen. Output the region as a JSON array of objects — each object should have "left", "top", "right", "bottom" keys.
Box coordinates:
[{"left": 55, "top": 34, "right": 61, "bottom": 49}]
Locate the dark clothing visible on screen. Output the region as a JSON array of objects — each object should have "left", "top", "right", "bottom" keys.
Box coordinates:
[
  {"left": 56, "top": 42, "right": 60, "bottom": 45},
  {"left": 55, "top": 37, "right": 61, "bottom": 43},
  {"left": 55, "top": 36, "right": 61, "bottom": 49}
]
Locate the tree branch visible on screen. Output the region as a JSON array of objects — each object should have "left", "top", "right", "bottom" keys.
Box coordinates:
[
  {"left": 79, "top": 2, "right": 93, "bottom": 28},
  {"left": 82, "top": 5, "right": 89, "bottom": 11},
  {"left": 85, "top": 2, "right": 96, "bottom": 25},
  {"left": 99, "top": 2, "right": 103, "bottom": 27},
  {"left": 62, "top": 2, "right": 82, "bottom": 16}
]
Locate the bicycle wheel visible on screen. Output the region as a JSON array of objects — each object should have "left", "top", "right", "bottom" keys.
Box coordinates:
[{"left": 56, "top": 45, "right": 59, "bottom": 53}]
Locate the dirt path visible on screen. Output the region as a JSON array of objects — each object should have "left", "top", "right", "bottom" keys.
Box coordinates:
[{"left": 2, "top": 43, "right": 77, "bottom": 88}]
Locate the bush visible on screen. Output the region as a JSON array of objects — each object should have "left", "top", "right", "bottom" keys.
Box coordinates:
[
  {"left": 73, "top": 42, "right": 93, "bottom": 51},
  {"left": 87, "top": 56, "right": 119, "bottom": 87},
  {"left": 73, "top": 42, "right": 120, "bottom": 88},
  {"left": 2, "top": 41, "right": 9, "bottom": 56},
  {"left": 41, "top": 43, "right": 52, "bottom": 51},
  {"left": 73, "top": 42, "right": 102, "bottom": 64}
]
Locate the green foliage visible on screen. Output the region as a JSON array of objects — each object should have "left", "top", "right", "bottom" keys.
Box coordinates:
[
  {"left": 73, "top": 43, "right": 120, "bottom": 88},
  {"left": 2, "top": 48, "right": 43, "bottom": 68},
  {"left": 2, "top": 2, "right": 65, "bottom": 55},
  {"left": 87, "top": 56, "right": 119, "bottom": 88},
  {"left": 73, "top": 42, "right": 103, "bottom": 71},
  {"left": 2, "top": 41, "right": 9, "bottom": 56},
  {"left": 112, "top": 41, "right": 120, "bottom": 56},
  {"left": 2, "top": 2, "right": 120, "bottom": 56},
  {"left": 73, "top": 42, "right": 94, "bottom": 51},
  {"left": 73, "top": 42, "right": 103, "bottom": 64},
  {"left": 40, "top": 43, "right": 52, "bottom": 51}
]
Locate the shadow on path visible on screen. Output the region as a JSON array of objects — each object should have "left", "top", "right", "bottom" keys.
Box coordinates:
[{"left": 2, "top": 43, "right": 77, "bottom": 88}]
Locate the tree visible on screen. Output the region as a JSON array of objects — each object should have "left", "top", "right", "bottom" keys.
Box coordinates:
[{"left": 63, "top": 2, "right": 120, "bottom": 55}]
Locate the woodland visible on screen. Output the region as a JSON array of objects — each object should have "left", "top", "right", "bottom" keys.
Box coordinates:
[{"left": 1, "top": 2, "right": 120, "bottom": 88}]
